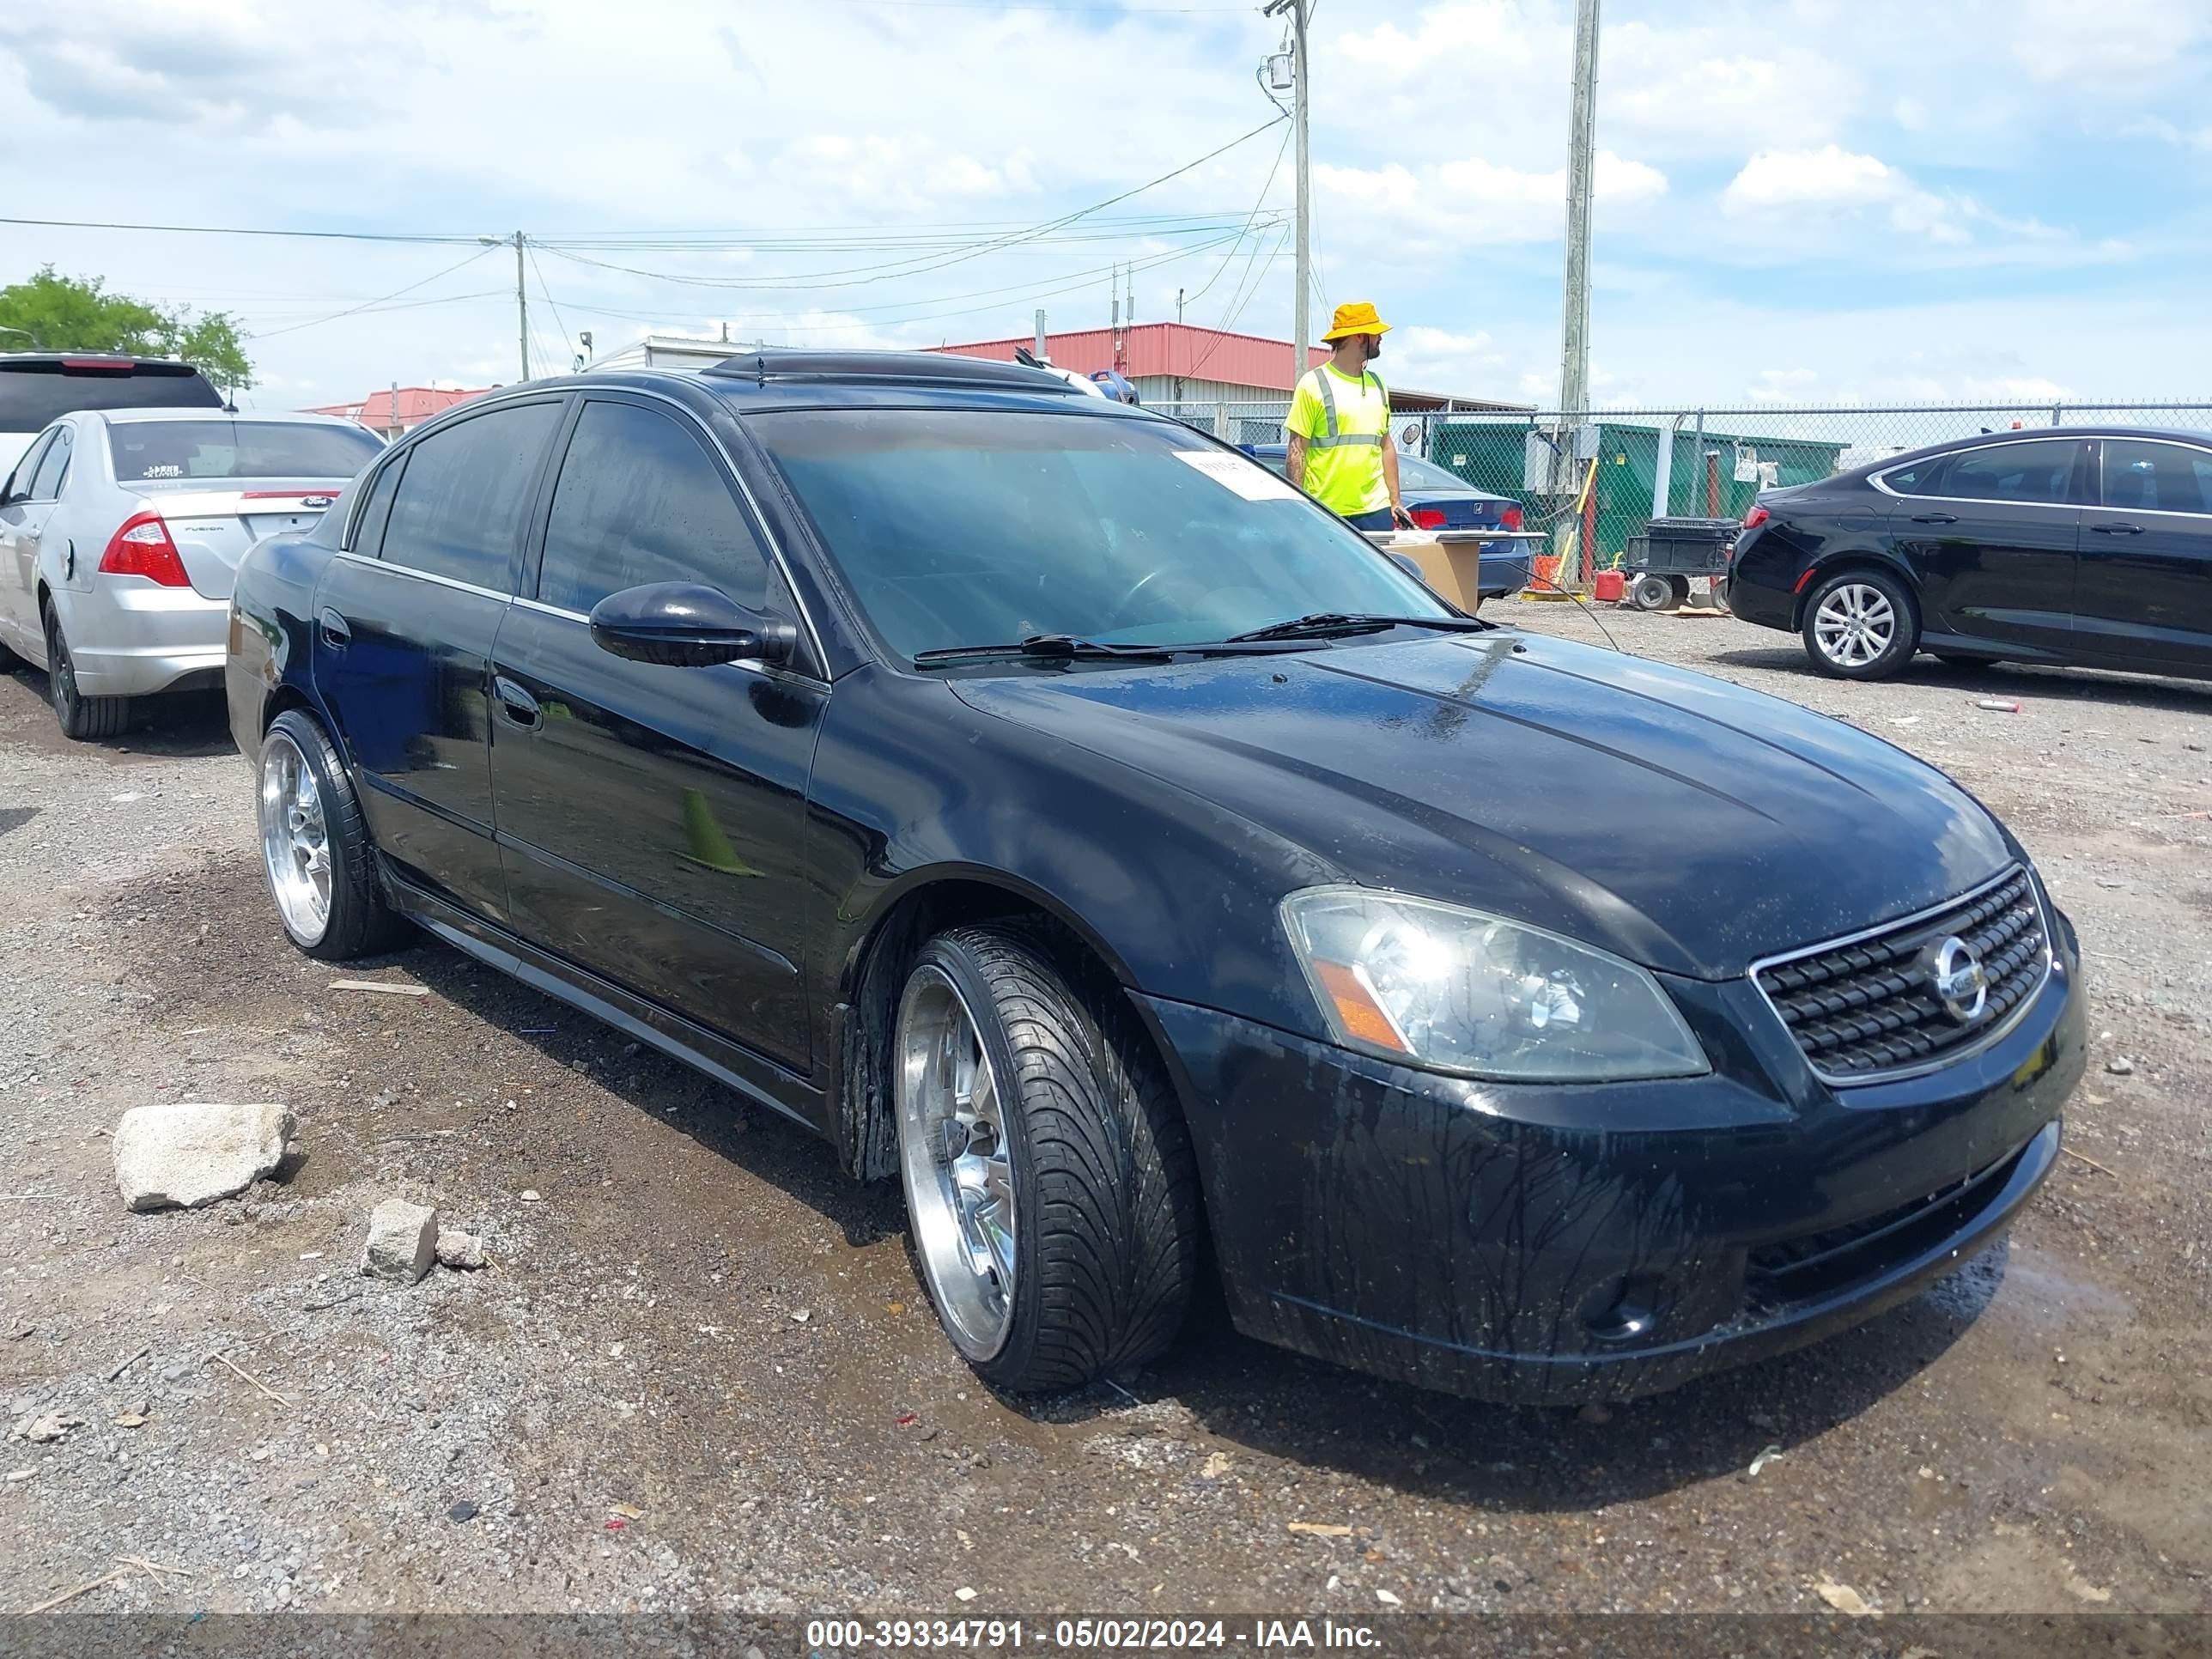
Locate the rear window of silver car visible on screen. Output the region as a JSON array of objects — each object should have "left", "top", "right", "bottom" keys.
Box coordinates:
[{"left": 107, "top": 420, "right": 383, "bottom": 483}]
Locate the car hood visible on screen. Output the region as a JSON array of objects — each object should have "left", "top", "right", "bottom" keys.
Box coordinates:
[{"left": 949, "top": 630, "right": 2016, "bottom": 979}]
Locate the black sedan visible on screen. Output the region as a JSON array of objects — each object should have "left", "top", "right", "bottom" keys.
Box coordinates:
[
  {"left": 1729, "top": 426, "right": 2212, "bottom": 681},
  {"left": 226, "top": 350, "right": 2081, "bottom": 1404},
  {"left": 1243, "top": 441, "right": 1533, "bottom": 598}
]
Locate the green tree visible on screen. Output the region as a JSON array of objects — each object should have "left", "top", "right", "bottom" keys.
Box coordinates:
[{"left": 0, "top": 267, "right": 256, "bottom": 395}]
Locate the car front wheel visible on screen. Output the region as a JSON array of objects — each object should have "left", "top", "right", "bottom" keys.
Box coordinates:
[
  {"left": 1802, "top": 568, "right": 1918, "bottom": 680},
  {"left": 258, "top": 709, "right": 410, "bottom": 960},
  {"left": 894, "top": 923, "right": 1201, "bottom": 1393}
]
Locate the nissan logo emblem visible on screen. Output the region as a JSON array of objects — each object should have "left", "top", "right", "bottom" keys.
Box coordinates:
[{"left": 1929, "top": 935, "right": 1989, "bottom": 1024}]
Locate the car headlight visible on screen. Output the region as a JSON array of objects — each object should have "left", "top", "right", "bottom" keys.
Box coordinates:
[{"left": 1280, "top": 886, "right": 1709, "bottom": 1082}]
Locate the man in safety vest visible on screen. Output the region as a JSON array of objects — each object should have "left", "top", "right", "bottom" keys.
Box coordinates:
[{"left": 1285, "top": 301, "right": 1413, "bottom": 532}]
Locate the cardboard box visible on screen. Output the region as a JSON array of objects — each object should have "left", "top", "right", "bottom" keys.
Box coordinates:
[{"left": 1365, "top": 531, "right": 1486, "bottom": 611}]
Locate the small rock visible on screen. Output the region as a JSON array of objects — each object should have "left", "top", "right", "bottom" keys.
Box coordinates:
[
  {"left": 954, "top": 1587, "right": 977, "bottom": 1602},
  {"left": 435, "top": 1229, "right": 486, "bottom": 1271},
  {"left": 519, "top": 1190, "right": 543, "bottom": 1204},
  {"left": 161, "top": 1364, "right": 186, "bottom": 1383},
  {"left": 1375, "top": 1589, "right": 1402, "bottom": 1607},
  {"left": 1200, "top": 1451, "right": 1231, "bottom": 1480},
  {"left": 112, "top": 1102, "right": 295, "bottom": 1212},
  {"left": 1577, "top": 1402, "right": 1613, "bottom": 1425},
  {"left": 16, "top": 1413, "right": 84, "bottom": 1444},
  {"left": 2106, "top": 1057, "right": 2136, "bottom": 1077},
  {"left": 361, "top": 1199, "right": 439, "bottom": 1284},
  {"left": 790, "top": 1308, "right": 811, "bottom": 1324},
  {"left": 112, "top": 1411, "right": 148, "bottom": 1429},
  {"left": 448, "top": 1501, "right": 478, "bottom": 1523},
  {"left": 3, "top": 1468, "right": 33, "bottom": 1482},
  {"left": 1814, "top": 1578, "right": 1876, "bottom": 1617}
]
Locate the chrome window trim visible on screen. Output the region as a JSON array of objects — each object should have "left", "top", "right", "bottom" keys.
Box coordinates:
[
  {"left": 1869, "top": 433, "right": 2087, "bottom": 508},
  {"left": 1747, "top": 864, "right": 2057, "bottom": 1088},
  {"left": 339, "top": 385, "right": 566, "bottom": 552},
  {"left": 331, "top": 547, "right": 513, "bottom": 604}
]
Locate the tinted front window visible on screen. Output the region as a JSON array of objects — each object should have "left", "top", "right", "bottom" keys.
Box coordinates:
[
  {"left": 29, "top": 427, "right": 72, "bottom": 500},
  {"left": 107, "top": 420, "right": 380, "bottom": 482},
  {"left": 1930, "top": 441, "right": 2078, "bottom": 505},
  {"left": 0, "top": 362, "right": 222, "bottom": 429},
  {"left": 755, "top": 410, "right": 1445, "bottom": 658},
  {"left": 538, "top": 400, "right": 769, "bottom": 614},
  {"left": 379, "top": 402, "right": 562, "bottom": 591},
  {"left": 2101, "top": 439, "right": 2212, "bottom": 515}
]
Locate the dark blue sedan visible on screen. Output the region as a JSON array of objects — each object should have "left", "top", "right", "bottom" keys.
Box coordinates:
[
  {"left": 224, "top": 350, "right": 2078, "bottom": 1405},
  {"left": 1244, "top": 441, "right": 1532, "bottom": 598}
]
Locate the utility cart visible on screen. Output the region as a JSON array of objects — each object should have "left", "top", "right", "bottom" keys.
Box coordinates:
[{"left": 1622, "top": 516, "right": 1737, "bottom": 611}]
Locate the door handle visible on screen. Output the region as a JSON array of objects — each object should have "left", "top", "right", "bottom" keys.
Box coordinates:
[
  {"left": 317, "top": 607, "right": 351, "bottom": 650},
  {"left": 492, "top": 674, "right": 543, "bottom": 731},
  {"left": 2088, "top": 521, "right": 2143, "bottom": 535},
  {"left": 1909, "top": 512, "right": 1958, "bottom": 525}
]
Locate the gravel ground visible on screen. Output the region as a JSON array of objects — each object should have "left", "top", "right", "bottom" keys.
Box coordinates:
[{"left": 0, "top": 605, "right": 2208, "bottom": 1626}]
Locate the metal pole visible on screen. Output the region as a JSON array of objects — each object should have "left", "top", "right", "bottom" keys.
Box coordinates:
[
  {"left": 514, "top": 232, "right": 529, "bottom": 381},
  {"left": 1034, "top": 309, "right": 1047, "bottom": 360},
  {"left": 1650, "top": 412, "right": 1678, "bottom": 520},
  {"left": 1291, "top": 0, "right": 1311, "bottom": 393},
  {"left": 1556, "top": 0, "right": 1600, "bottom": 458}
]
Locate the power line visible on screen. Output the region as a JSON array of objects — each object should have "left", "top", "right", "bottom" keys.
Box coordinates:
[
  {"left": 1178, "top": 122, "right": 1291, "bottom": 313},
  {"left": 526, "top": 245, "right": 576, "bottom": 362},
  {"left": 543, "top": 116, "right": 1287, "bottom": 294},
  {"left": 0, "top": 214, "right": 477, "bottom": 246},
  {"left": 243, "top": 247, "right": 501, "bottom": 340},
  {"left": 240, "top": 289, "right": 506, "bottom": 340}
]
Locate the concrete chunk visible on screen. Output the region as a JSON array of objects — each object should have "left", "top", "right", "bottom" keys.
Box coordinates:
[
  {"left": 362, "top": 1200, "right": 438, "bottom": 1284},
  {"left": 112, "top": 1103, "right": 294, "bottom": 1212},
  {"left": 435, "top": 1229, "right": 485, "bottom": 1271}
]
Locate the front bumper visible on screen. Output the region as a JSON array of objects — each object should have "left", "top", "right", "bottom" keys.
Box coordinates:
[
  {"left": 1142, "top": 909, "right": 2083, "bottom": 1404},
  {"left": 55, "top": 580, "right": 228, "bottom": 696}
]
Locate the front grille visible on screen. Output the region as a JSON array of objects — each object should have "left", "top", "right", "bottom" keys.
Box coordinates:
[{"left": 1753, "top": 867, "right": 2049, "bottom": 1082}]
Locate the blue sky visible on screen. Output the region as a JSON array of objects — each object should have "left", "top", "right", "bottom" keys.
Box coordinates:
[{"left": 3, "top": 0, "right": 2209, "bottom": 412}]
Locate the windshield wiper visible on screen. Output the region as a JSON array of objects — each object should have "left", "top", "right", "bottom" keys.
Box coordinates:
[
  {"left": 1222, "top": 612, "right": 1490, "bottom": 643},
  {"left": 913, "top": 634, "right": 1178, "bottom": 667}
]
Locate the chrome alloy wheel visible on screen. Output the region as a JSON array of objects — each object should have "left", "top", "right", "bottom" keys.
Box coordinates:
[
  {"left": 1813, "top": 581, "right": 1898, "bottom": 669},
  {"left": 259, "top": 731, "right": 332, "bottom": 945},
  {"left": 896, "top": 965, "right": 1017, "bottom": 1359}
]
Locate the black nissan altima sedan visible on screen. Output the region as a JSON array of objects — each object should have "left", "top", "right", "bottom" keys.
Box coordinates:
[
  {"left": 225, "top": 350, "right": 2083, "bottom": 1404},
  {"left": 1729, "top": 426, "right": 2212, "bottom": 682}
]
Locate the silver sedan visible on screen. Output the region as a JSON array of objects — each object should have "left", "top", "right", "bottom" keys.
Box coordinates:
[{"left": 0, "top": 408, "right": 383, "bottom": 738}]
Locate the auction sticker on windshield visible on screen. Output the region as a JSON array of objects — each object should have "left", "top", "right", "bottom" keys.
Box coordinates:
[{"left": 1172, "top": 449, "right": 1302, "bottom": 501}]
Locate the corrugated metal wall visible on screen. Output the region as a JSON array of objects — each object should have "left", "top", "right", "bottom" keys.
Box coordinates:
[{"left": 1132, "top": 376, "right": 1279, "bottom": 406}]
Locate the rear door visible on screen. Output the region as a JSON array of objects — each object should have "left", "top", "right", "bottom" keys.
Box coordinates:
[
  {"left": 0, "top": 427, "right": 60, "bottom": 650},
  {"left": 2075, "top": 436, "right": 2212, "bottom": 673},
  {"left": 489, "top": 393, "right": 824, "bottom": 1070},
  {"left": 1882, "top": 436, "right": 2091, "bottom": 658},
  {"left": 313, "top": 397, "right": 566, "bottom": 923}
]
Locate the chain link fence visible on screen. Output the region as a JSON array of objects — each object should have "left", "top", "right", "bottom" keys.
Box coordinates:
[{"left": 1149, "top": 398, "right": 2212, "bottom": 580}]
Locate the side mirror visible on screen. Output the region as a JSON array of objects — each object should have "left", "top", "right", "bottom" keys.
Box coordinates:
[
  {"left": 587, "top": 582, "right": 798, "bottom": 669},
  {"left": 1389, "top": 551, "right": 1431, "bottom": 586}
]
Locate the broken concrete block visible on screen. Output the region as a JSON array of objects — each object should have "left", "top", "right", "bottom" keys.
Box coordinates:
[
  {"left": 361, "top": 1200, "right": 438, "bottom": 1284},
  {"left": 112, "top": 1103, "right": 295, "bottom": 1212},
  {"left": 435, "top": 1229, "right": 485, "bottom": 1271}
]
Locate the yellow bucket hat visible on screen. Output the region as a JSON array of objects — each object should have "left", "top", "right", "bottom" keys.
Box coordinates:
[{"left": 1321, "top": 301, "right": 1392, "bottom": 342}]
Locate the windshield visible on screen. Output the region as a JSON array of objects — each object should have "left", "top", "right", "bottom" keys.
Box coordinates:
[
  {"left": 754, "top": 410, "right": 1447, "bottom": 658},
  {"left": 106, "top": 419, "right": 382, "bottom": 483}
]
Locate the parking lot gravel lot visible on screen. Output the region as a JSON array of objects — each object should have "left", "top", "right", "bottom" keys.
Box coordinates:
[{"left": 1, "top": 601, "right": 2207, "bottom": 1626}]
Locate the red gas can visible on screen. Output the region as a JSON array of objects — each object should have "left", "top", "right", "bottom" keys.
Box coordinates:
[{"left": 1592, "top": 568, "right": 1626, "bottom": 605}]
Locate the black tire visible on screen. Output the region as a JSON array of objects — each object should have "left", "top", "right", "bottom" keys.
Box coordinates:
[
  {"left": 1799, "top": 567, "right": 1920, "bottom": 681},
  {"left": 259, "top": 708, "right": 411, "bottom": 961},
  {"left": 896, "top": 922, "right": 1201, "bottom": 1394},
  {"left": 44, "top": 609, "right": 131, "bottom": 741},
  {"left": 1630, "top": 574, "right": 1673, "bottom": 611},
  {"left": 1667, "top": 574, "right": 1692, "bottom": 608}
]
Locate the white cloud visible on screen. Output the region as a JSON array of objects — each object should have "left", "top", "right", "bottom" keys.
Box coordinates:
[{"left": 1723, "top": 145, "right": 1969, "bottom": 245}]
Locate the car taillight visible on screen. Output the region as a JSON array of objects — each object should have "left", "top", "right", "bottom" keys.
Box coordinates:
[
  {"left": 100, "top": 512, "right": 190, "bottom": 586},
  {"left": 1408, "top": 507, "right": 1447, "bottom": 530},
  {"left": 1742, "top": 506, "right": 1771, "bottom": 531},
  {"left": 1499, "top": 505, "right": 1524, "bottom": 532}
]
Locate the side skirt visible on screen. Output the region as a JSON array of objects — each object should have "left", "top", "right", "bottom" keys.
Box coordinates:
[{"left": 384, "top": 870, "right": 833, "bottom": 1141}]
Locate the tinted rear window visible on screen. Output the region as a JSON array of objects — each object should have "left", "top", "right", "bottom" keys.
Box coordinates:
[
  {"left": 0, "top": 361, "right": 222, "bottom": 430},
  {"left": 106, "top": 420, "right": 380, "bottom": 482}
]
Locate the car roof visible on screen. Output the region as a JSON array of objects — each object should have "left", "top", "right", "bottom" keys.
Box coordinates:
[
  {"left": 0, "top": 351, "right": 206, "bottom": 370},
  {"left": 98, "top": 406, "right": 362, "bottom": 428},
  {"left": 1853, "top": 424, "right": 2212, "bottom": 477}
]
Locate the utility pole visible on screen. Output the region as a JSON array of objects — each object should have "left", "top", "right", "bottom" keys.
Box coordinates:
[
  {"left": 480, "top": 232, "right": 530, "bottom": 380},
  {"left": 1034, "top": 309, "right": 1048, "bottom": 359},
  {"left": 1261, "top": 0, "right": 1310, "bottom": 389},
  {"left": 1557, "top": 0, "right": 1599, "bottom": 450}
]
